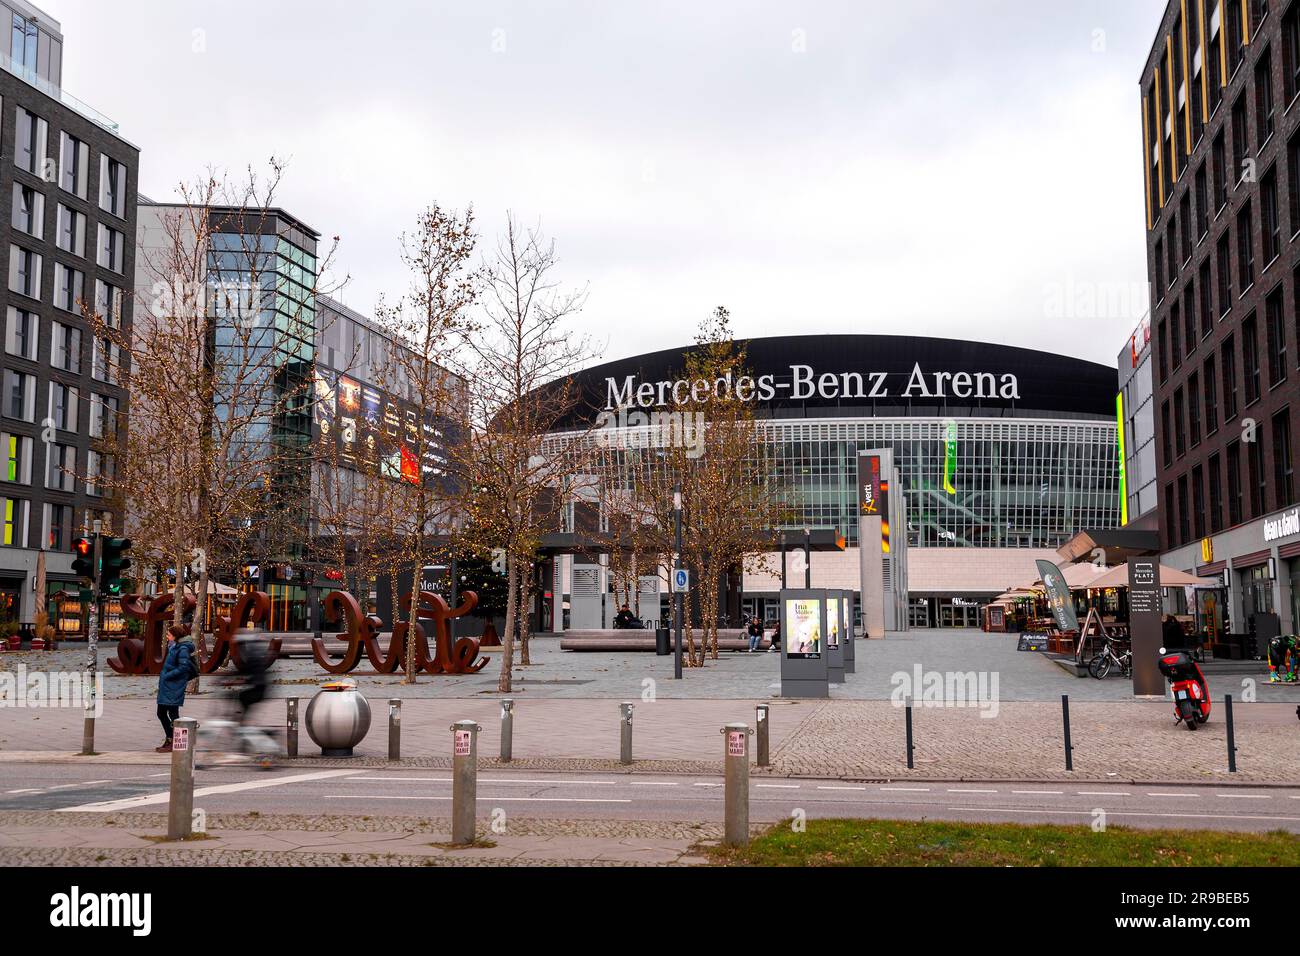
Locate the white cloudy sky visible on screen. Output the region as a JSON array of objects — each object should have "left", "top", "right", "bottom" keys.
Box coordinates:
[{"left": 50, "top": 0, "right": 1166, "bottom": 369}]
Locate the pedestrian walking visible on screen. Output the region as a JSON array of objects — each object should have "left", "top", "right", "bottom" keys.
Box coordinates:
[{"left": 156, "top": 624, "right": 197, "bottom": 752}]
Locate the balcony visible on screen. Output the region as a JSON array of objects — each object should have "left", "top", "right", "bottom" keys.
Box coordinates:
[{"left": 0, "top": 48, "right": 120, "bottom": 134}]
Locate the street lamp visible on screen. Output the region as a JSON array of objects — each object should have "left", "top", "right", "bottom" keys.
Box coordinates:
[{"left": 674, "top": 483, "right": 683, "bottom": 680}]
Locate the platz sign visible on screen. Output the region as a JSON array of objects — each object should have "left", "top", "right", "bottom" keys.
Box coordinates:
[{"left": 1263, "top": 507, "right": 1300, "bottom": 543}]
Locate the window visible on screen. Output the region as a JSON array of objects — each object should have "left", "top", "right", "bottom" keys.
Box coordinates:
[
  {"left": 1180, "top": 194, "right": 1193, "bottom": 261},
  {"left": 1237, "top": 202, "right": 1255, "bottom": 290},
  {"left": 14, "top": 106, "right": 47, "bottom": 175},
  {"left": 1213, "top": 133, "right": 1228, "bottom": 211},
  {"left": 1256, "top": 45, "right": 1276, "bottom": 145},
  {"left": 44, "top": 503, "right": 74, "bottom": 552},
  {"left": 1208, "top": 452, "right": 1224, "bottom": 533},
  {"left": 91, "top": 336, "right": 118, "bottom": 385},
  {"left": 58, "top": 131, "right": 88, "bottom": 198},
  {"left": 1204, "top": 355, "right": 1219, "bottom": 436},
  {"left": 1, "top": 496, "right": 29, "bottom": 547},
  {"left": 1228, "top": 0, "right": 1246, "bottom": 73},
  {"left": 1286, "top": 2, "right": 1300, "bottom": 102},
  {"left": 86, "top": 450, "right": 112, "bottom": 498},
  {"left": 4, "top": 307, "right": 37, "bottom": 361},
  {"left": 51, "top": 321, "right": 81, "bottom": 374},
  {"left": 1222, "top": 335, "right": 1239, "bottom": 421},
  {"left": 1192, "top": 465, "right": 1206, "bottom": 539},
  {"left": 8, "top": 244, "right": 42, "bottom": 299},
  {"left": 1276, "top": 408, "right": 1296, "bottom": 507},
  {"left": 53, "top": 263, "right": 84, "bottom": 314},
  {"left": 1217, "top": 231, "right": 1233, "bottom": 315},
  {"left": 99, "top": 154, "right": 127, "bottom": 218},
  {"left": 1199, "top": 260, "right": 1213, "bottom": 337},
  {"left": 1175, "top": 386, "right": 1187, "bottom": 458},
  {"left": 1267, "top": 288, "right": 1288, "bottom": 386},
  {"left": 93, "top": 280, "right": 122, "bottom": 328},
  {"left": 10, "top": 182, "right": 43, "bottom": 238},
  {"left": 1177, "top": 474, "right": 1191, "bottom": 545},
  {"left": 1231, "top": 95, "right": 1248, "bottom": 178},
  {"left": 2, "top": 433, "right": 31, "bottom": 484},
  {"left": 46, "top": 443, "right": 75, "bottom": 492},
  {"left": 1188, "top": 371, "right": 1202, "bottom": 447},
  {"left": 89, "top": 393, "right": 118, "bottom": 441},
  {"left": 1157, "top": 318, "right": 1169, "bottom": 383},
  {"left": 1168, "top": 218, "right": 1178, "bottom": 279},
  {"left": 1262, "top": 167, "right": 1281, "bottom": 263},
  {"left": 1154, "top": 238, "right": 1165, "bottom": 300},
  {"left": 1247, "top": 438, "right": 1265, "bottom": 517},
  {"left": 1161, "top": 399, "right": 1173, "bottom": 467},
  {"left": 3, "top": 370, "right": 34, "bottom": 422},
  {"left": 96, "top": 224, "right": 123, "bottom": 272},
  {"left": 1184, "top": 286, "right": 1197, "bottom": 356},
  {"left": 48, "top": 382, "right": 78, "bottom": 432},
  {"left": 1227, "top": 440, "right": 1244, "bottom": 525},
  {"left": 56, "top": 204, "right": 85, "bottom": 256},
  {"left": 1172, "top": 302, "right": 1183, "bottom": 369},
  {"left": 1165, "top": 484, "right": 1177, "bottom": 549},
  {"left": 1242, "top": 312, "right": 1261, "bottom": 404},
  {"left": 1196, "top": 164, "right": 1210, "bottom": 238}
]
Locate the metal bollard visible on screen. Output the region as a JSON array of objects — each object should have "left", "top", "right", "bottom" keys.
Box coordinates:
[
  {"left": 286, "top": 698, "right": 298, "bottom": 758},
  {"left": 450, "top": 720, "right": 481, "bottom": 845},
  {"left": 904, "top": 695, "right": 914, "bottom": 770},
  {"left": 1061, "top": 694, "right": 1074, "bottom": 772},
  {"left": 619, "top": 702, "right": 634, "bottom": 764},
  {"left": 167, "top": 717, "right": 198, "bottom": 840},
  {"left": 755, "top": 704, "right": 770, "bottom": 767},
  {"left": 1224, "top": 694, "right": 1237, "bottom": 773},
  {"left": 721, "top": 722, "right": 753, "bottom": 847},
  {"left": 500, "top": 699, "right": 515, "bottom": 762},
  {"left": 388, "top": 698, "right": 401, "bottom": 761}
]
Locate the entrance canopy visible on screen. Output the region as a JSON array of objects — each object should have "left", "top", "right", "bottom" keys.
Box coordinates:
[{"left": 1056, "top": 527, "right": 1160, "bottom": 567}]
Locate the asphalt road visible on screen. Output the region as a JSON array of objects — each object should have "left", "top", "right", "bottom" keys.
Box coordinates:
[{"left": 3, "top": 763, "right": 1299, "bottom": 833}]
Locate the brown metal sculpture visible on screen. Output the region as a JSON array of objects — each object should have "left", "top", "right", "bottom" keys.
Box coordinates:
[
  {"left": 107, "top": 593, "right": 197, "bottom": 675},
  {"left": 199, "top": 590, "right": 281, "bottom": 674},
  {"left": 413, "top": 590, "right": 488, "bottom": 674},
  {"left": 312, "top": 590, "right": 370, "bottom": 674},
  {"left": 311, "top": 589, "right": 486, "bottom": 675}
]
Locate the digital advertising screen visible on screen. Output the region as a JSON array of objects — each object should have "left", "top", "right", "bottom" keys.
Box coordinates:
[
  {"left": 827, "top": 597, "right": 840, "bottom": 647},
  {"left": 785, "top": 598, "right": 822, "bottom": 659}
]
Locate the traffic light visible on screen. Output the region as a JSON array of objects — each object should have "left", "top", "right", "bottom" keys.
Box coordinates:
[
  {"left": 71, "top": 536, "right": 96, "bottom": 583},
  {"left": 99, "top": 537, "right": 131, "bottom": 597}
]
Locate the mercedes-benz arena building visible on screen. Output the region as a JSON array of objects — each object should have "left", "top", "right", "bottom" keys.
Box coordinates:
[{"left": 541, "top": 334, "right": 1122, "bottom": 631}]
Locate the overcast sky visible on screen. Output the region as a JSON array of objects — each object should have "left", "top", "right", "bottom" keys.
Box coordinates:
[{"left": 51, "top": 0, "right": 1166, "bottom": 370}]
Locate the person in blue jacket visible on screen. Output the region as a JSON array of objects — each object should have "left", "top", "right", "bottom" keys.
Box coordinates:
[{"left": 155, "top": 625, "right": 196, "bottom": 752}]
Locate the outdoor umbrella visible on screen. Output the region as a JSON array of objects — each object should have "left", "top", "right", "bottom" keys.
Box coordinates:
[{"left": 1084, "top": 563, "right": 1215, "bottom": 591}]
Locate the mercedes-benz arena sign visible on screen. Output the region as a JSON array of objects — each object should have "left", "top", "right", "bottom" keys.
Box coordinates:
[{"left": 550, "top": 334, "right": 1118, "bottom": 427}]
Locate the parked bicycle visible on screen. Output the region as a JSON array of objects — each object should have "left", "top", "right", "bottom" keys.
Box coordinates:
[{"left": 1088, "top": 637, "right": 1132, "bottom": 680}]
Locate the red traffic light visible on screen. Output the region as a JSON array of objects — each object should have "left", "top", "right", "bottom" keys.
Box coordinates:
[{"left": 75, "top": 537, "right": 92, "bottom": 556}]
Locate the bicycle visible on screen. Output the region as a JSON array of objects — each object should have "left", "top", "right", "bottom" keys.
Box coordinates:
[{"left": 1088, "top": 637, "right": 1132, "bottom": 679}]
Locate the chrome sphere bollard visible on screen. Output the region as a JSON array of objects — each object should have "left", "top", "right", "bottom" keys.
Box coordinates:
[{"left": 305, "top": 679, "right": 372, "bottom": 757}]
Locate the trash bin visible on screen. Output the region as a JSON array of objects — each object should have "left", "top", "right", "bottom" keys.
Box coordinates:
[
  {"left": 305, "top": 678, "right": 372, "bottom": 756},
  {"left": 655, "top": 627, "right": 671, "bottom": 656}
]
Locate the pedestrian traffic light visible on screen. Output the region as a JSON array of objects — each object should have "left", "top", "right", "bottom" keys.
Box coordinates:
[
  {"left": 71, "top": 536, "right": 96, "bottom": 583},
  {"left": 99, "top": 537, "right": 131, "bottom": 597}
]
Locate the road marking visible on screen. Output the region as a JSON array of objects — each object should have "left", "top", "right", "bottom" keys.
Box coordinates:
[
  {"left": 58, "top": 770, "right": 363, "bottom": 812},
  {"left": 345, "top": 776, "right": 621, "bottom": 786},
  {"left": 947, "top": 788, "right": 998, "bottom": 794},
  {"left": 6, "top": 789, "right": 40, "bottom": 794},
  {"left": 323, "top": 795, "right": 632, "bottom": 804},
  {"left": 693, "top": 783, "right": 722, "bottom": 788},
  {"left": 81, "top": 780, "right": 111, "bottom": 786},
  {"left": 949, "top": 806, "right": 1300, "bottom": 824},
  {"left": 1011, "top": 790, "right": 1063, "bottom": 795},
  {"left": 629, "top": 781, "right": 679, "bottom": 787},
  {"left": 1077, "top": 791, "right": 1129, "bottom": 796},
  {"left": 1215, "top": 793, "right": 1271, "bottom": 799},
  {"left": 756, "top": 784, "right": 800, "bottom": 789},
  {"left": 818, "top": 785, "right": 867, "bottom": 791},
  {"left": 1147, "top": 792, "right": 1198, "bottom": 797},
  {"left": 880, "top": 787, "right": 930, "bottom": 792}
]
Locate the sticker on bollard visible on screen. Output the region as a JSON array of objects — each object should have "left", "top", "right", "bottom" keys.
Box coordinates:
[
  {"left": 173, "top": 728, "right": 189, "bottom": 752},
  {"left": 727, "top": 731, "right": 746, "bottom": 757},
  {"left": 455, "top": 730, "right": 472, "bottom": 756}
]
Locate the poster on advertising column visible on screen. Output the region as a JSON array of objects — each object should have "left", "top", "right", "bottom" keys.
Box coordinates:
[{"left": 785, "top": 597, "right": 822, "bottom": 658}]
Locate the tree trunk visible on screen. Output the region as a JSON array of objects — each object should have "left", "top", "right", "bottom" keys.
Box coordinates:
[
  {"left": 186, "top": 562, "right": 210, "bottom": 694},
  {"left": 518, "top": 559, "right": 531, "bottom": 666},
  {"left": 498, "top": 557, "right": 518, "bottom": 693},
  {"left": 403, "top": 575, "right": 421, "bottom": 684}
]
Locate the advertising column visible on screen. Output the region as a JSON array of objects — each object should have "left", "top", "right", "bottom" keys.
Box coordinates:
[
  {"left": 779, "top": 589, "right": 829, "bottom": 698},
  {"left": 1128, "top": 558, "right": 1164, "bottom": 696},
  {"left": 841, "top": 590, "right": 856, "bottom": 673},
  {"left": 858, "top": 452, "right": 890, "bottom": 639},
  {"left": 826, "top": 594, "right": 844, "bottom": 683}
]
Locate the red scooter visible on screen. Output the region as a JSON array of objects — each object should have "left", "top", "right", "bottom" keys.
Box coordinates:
[{"left": 1158, "top": 649, "right": 1211, "bottom": 731}]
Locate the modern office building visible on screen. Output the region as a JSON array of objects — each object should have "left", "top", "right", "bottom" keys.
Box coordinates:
[
  {"left": 134, "top": 200, "right": 319, "bottom": 625},
  {"left": 1118, "top": 314, "right": 1159, "bottom": 527},
  {"left": 0, "top": 1, "right": 137, "bottom": 630},
  {"left": 1141, "top": 1, "right": 1300, "bottom": 637},
  {"left": 537, "top": 334, "right": 1122, "bottom": 631}
]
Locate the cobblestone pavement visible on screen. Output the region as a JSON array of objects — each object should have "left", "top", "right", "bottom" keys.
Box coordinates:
[
  {"left": 0, "top": 810, "right": 718, "bottom": 867},
  {"left": 8, "top": 630, "right": 1298, "bottom": 701}
]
